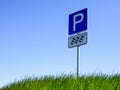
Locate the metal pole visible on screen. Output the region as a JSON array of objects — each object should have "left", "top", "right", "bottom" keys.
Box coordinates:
[
  {"left": 77, "top": 32, "right": 80, "bottom": 78},
  {"left": 77, "top": 46, "right": 79, "bottom": 78}
]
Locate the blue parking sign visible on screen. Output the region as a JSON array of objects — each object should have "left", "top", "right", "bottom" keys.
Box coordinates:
[{"left": 69, "top": 8, "right": 87, "bottom": 35}]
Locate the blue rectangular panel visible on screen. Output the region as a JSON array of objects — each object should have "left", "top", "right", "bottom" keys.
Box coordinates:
[{"left": 69, "top": 8, "right": 87, "bottom": 35}]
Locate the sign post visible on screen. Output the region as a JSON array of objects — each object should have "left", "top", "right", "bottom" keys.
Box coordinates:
[
  {"left": 77, "top": 44, "right": 79, "bottom": 78},
  {"left": 68, "top": 8, "right": 88, "bottom": 78}
]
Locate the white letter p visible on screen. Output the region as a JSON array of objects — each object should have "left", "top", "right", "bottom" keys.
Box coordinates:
[{"left": 73, "top": 13, "right": 84, "bottom": 31}]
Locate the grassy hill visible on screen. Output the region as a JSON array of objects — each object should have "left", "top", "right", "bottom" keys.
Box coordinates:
[{"left": 1, "top": 74, "right": 120, "bottom": 90}]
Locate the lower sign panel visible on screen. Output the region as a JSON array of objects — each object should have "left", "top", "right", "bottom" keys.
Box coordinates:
[{"left": 68, "top": 32, "right": 87, "bottom": 48}]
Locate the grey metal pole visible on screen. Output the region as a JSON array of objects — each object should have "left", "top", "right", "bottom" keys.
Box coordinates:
[
  {"left": 77, "top": 46, "right": 79, "bottom": 78},
  {"left": 77, "top": 32, "right": 80, "bottom": 78}
]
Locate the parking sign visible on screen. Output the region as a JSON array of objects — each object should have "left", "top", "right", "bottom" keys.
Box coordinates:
[{"left": 69, "top": 8, "right": 87, "bottom": 35}]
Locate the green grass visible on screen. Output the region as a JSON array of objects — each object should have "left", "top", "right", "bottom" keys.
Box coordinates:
[{"left": 1, "top": 74, "right": 120, "bottom": 90}]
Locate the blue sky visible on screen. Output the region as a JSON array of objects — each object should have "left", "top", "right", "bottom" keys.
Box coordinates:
[{"left": 0, "top": 0, "right": 120, "bottom": 88}]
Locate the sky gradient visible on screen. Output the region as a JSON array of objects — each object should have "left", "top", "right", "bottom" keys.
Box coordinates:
[{"left": 0, "top": 0, "right": 120, "bottom": 88}]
